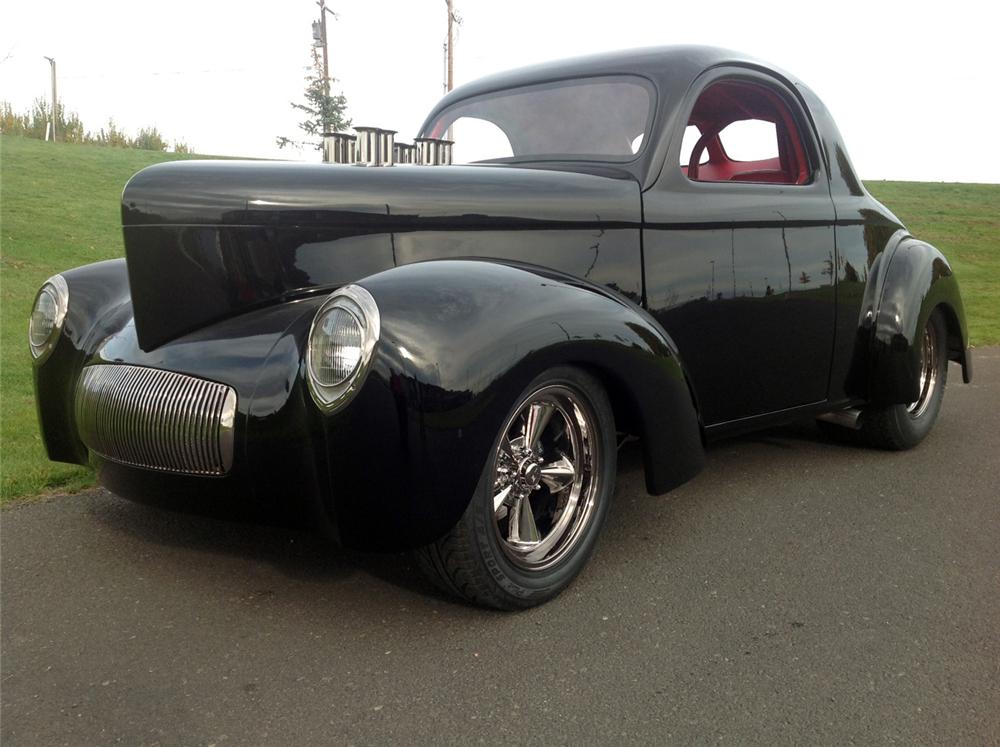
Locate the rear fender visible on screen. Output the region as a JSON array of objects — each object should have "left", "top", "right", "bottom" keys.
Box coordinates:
[{"left": 862, "top": 233, "right": 970, "bottom": 404}]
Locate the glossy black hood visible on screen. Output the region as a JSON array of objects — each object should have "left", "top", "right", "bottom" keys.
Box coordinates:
[
  {"left": 122, "top": 160, "right": 639, "bottom": 227},
  {"left": 121, "top": 160, "right": 642, "bottom": 351}
]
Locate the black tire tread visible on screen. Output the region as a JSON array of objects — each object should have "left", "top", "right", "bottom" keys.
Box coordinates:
[
  {"left": 415, "top": 524, "right": 513, "bottom": 609},
  {"left": 859, "top": 406, "right": 911, "bottom": 451}
]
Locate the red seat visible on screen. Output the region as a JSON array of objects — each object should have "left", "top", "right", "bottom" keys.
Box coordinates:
[{"left": 729, "top": 169, "right": 789, "bottom": 183}]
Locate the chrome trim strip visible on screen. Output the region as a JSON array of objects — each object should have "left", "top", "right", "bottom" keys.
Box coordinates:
[{"left": 75, "top": 364, "right": 237, "bottom": 476}]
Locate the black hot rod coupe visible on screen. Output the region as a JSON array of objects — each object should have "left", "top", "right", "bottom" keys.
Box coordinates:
[{"left": 31, "top": 46, "right": 970, "bottom": 608}]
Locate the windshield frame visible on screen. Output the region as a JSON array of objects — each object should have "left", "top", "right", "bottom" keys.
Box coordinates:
[{"left": 420, "top": 73, "right": 659, "bottom": 166}]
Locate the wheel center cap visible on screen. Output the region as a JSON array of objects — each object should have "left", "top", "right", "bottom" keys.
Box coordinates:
[{"left": 520, "top": 459, "right": 542, "bottom": 490}]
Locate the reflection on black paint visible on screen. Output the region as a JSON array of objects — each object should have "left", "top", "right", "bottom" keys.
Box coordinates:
[
  {"left": 122, "top": 160, "right": 642, "bottom": 350},
  {"left": 645, "top": 223, "right": 837, "bottom": 424}
]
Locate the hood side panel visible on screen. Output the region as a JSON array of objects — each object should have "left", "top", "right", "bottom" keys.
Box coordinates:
[{"left": 122, "top": 161, "right": 641, "bottom": 350}]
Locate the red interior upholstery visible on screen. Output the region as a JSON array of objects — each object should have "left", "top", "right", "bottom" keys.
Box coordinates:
[
  {"left": 693, "top": 157, "right": 784, "bottom": 182},
  {"left": 729, "top": 169, "right": 787, "bottom": 183},
  {"left": 684, "top": 80, "right": 810, "bottom": 185}
]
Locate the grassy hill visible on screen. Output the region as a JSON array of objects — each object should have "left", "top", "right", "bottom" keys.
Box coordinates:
[
  {"left": 1, "top": 136, "right": 210, "bottom": 500},
  {"left": 1, "top": 134, "right": 997, "bottom": 500},
  {"left": 864, "top": 180, "right": 999, "bottom": 343}
]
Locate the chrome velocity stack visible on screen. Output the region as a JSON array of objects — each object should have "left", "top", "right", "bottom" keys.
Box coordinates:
[
  {"left": 393, "top": 142, "right": 417, "bottom": 164},
  {"left": 323, "top": 132, "right": 357, "bottom": 165},
  {"left": 415, "top": 136, "right": 453, "bottom": 165},
  {"left": 355, "top": 126, "right": 396, "bottom": 166}
]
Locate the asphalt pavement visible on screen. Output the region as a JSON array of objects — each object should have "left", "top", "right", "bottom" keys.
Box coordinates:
[{"left": 3, "top": 351, "right": 999, "bottom": 745}]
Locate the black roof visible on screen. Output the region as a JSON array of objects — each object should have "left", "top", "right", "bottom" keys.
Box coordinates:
[
  {"left": 424, "top": 46, "right": 780, "bottom": 121},
  {"left": 417, "top": 45, "right": 862, "bottom": 197}
]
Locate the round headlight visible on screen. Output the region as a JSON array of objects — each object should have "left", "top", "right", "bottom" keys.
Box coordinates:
[
  {"left": 306, "top": 285, "right": 380, "bottom": 413},
  {"left": 29, "top": 275, "right": 69, "bottom": 362},
  {"left": 310, "top": 306, "right": 364, "bottom": 386}
]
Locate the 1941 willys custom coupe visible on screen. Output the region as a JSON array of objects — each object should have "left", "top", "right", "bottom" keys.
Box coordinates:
[{"left": 31, "top": 46, "right": 971, "bottom": 608}]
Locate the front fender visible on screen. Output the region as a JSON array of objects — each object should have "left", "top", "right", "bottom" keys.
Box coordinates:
[
  {"left": 864, "top": 234, "right": 970, "bottom": 405},
  {"left": 33, "top": 259, "right": 132, "bottom": 464},
  {"left": 322, "top": 259, "right": 704, "bottom": 550}
]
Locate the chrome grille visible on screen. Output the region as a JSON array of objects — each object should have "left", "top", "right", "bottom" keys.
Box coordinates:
[{"left": 75, "top": 364, "right": 237, "bottom": 476}]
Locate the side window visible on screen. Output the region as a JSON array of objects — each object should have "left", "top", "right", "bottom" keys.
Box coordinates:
[
  {"left": 450, "top": 117, "right": 513, "bottom": 164},
  {"left": 718, "top": 119, "right": 778, "bottom": 162},
  {"left": 681, "top": 79, "right": 811, "bottom": 185}
]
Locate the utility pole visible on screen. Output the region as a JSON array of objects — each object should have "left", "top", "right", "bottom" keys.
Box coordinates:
[
  {"left": 314, "top": 0, "right": 336, "bottom": 132},
  {"left": 445, "top": 0, "right": 454, "bottom": 93},
  {"left": 43, "top": 56, "right": 57, "bottom": 141},
  {"left": 443, "top": 1, "right": 460, "bottom": 141}
]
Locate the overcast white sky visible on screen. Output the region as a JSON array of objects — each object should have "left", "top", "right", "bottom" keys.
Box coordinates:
[{"left": 2, "top": 0, "right": 998, "bottom": 182}]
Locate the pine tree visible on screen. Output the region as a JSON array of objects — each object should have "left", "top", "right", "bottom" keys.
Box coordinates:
[{"left": 277, "top": 48, "right": 350, "bottom": 151}]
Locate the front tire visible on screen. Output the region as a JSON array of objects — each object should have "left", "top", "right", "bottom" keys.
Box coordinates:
[
  {"left": 416, "top": 366, "right": 616, "bottom": 609},
  {"left": 860, "top": 310, "right": 949, "bottom": 450}
]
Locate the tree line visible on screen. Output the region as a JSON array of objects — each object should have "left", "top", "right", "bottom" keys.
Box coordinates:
[{"left": 1, "top": 99, "right": 191, "bottom": 153}]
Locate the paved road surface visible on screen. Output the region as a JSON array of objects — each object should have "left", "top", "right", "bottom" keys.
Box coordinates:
[{"left": 3, "top": 352, "right": 999, "bottom": 745}]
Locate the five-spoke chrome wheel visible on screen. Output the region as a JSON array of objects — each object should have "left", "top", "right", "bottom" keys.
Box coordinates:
[
  {"left": 491, "top": 385, "right": 600, "bottom": 571},
  {"left": 416, "top": 366, "right": 616, "bottom": 609}
]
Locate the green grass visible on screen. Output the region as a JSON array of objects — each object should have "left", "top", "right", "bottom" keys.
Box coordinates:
[
  {"left": 1, "top": 136, "right": 209, "bottom": 501},
  {"left": 1, "top": 134, "right": 997, "bottom": 501},
  {"left": 866, "top": 181, "right": 1000, "bottom": 347}
]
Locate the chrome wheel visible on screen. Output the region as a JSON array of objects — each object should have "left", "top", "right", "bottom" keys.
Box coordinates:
[
  {"left": 907, "top": 319, "right": 940, "bottom": 418},
  {"left": 415, "top": 366, "right": 616, "bottom": 609},
  {"left": 491, "top": 384, "right": 600, "bottom": 571}
]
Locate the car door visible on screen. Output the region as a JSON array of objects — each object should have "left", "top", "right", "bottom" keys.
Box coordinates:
[{"left": 643, "top": 67, "right": 838, "bottom": 427}]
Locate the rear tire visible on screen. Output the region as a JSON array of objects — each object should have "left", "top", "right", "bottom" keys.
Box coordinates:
[
  {"left": 859, "top": 310, "right": 948, "bottom": 450},
  {"left": 416, "top": 366, "right": 616, "bottom": 610}
]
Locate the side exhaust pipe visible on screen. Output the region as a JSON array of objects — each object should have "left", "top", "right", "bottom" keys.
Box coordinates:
[{"left": 816, "top": 408, "right": 863, "bottom": 430}]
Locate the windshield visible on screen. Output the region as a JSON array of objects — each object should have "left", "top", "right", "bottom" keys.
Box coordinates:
[{"left": 424, "top": 75, "right": 655, "bottom": 164}]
